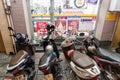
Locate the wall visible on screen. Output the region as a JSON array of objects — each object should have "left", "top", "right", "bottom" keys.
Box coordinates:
[
  {"left": 0, "top": 31, "right": 5, "bottom": 52},
  {"left": 101, "top": 12, "right": 117, "bottom": 41},
  {"left": 95, "top": 0, "right": 111, "bottom": 40},
  {"left": 23, "top": 0, "right": 32, "bottom": 40},
  {"left": 11, "top": 0, "right": 27, "bottom": 34},
  {"left": 10, "top": 0, "right": 31, "bottom": 39},
  {"left": 0, "top": 0, "right": 14, "bottom": 54},
  {"left": 112, "top": 13, "right": 120, "bottom": 47}
]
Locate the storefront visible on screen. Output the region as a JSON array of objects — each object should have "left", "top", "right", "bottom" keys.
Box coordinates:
[{"left": 30, "top": 0, "right": 100, "bottom": 43}]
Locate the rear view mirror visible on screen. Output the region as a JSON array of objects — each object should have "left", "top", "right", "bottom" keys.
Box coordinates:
[{"left": 8, "top": 27, "right": 13, "bottom": 31}]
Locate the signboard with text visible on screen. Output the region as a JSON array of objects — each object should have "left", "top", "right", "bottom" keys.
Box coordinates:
[
  {"left": 35, "top": 22, "right": 48, "bottom": 37},
  {"left": 30, "top": 0, "right": 99, "bottom": 16}
]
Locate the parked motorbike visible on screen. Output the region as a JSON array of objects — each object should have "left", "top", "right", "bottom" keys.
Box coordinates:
[
  {"left": 80, "top": 31, "right": 120, "bottom": 80},
  {"left": 38, "top": 24, "right": 63, "bottom": 80},
  {"left": 6, "top": 27, "right": 36, "bottom": 80},
  {"left": 61, "top": 35, "right": 101, "bottom": 80}
]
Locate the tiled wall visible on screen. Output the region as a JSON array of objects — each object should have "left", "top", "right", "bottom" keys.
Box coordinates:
[{"left": 11, "top": 0, "right": 27, "bottom": 34}]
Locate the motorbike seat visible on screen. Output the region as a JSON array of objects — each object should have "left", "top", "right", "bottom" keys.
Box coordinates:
[
  {"left": 96, "top": 48, "right": 120, "bottom": 62},
  {"left": 9, "top": 50, "right": 28, "bottom": 66},
  {"left": 39, "top": 51, "right": 57, "bottom": 69},
  {"left": 71, "top": 50, "right": 94, "bottom": 69}
]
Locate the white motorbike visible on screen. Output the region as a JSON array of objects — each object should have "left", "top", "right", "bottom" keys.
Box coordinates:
[{"left": 61, "top": 36, "right": 101, "bottom": 80}]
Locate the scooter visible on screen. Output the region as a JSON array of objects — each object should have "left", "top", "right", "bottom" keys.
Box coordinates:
[
  {"left": 38, "top": 24, "right": 63, "bottom": 80},
  {"left": 6, "top": 27, "right": 36, "bottom": 80},
  {"left": 80, "top": 31, "right": 119, "bottom": 80},
  {"left": 61, "top": 36, "right": 101, "bottom": 80}
]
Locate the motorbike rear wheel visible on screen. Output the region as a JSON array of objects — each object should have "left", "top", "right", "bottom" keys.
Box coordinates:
[
  {"left": 54, "top": 63, "right": 64, "bottom": 80},
  {"left": 99, "top": 70, "right": 116, "bottom": 80},
  {"left": 55, "top": 75, "right": 64, "bottom": 80},
  {"left": 69, "top": 70, "right": 80, "bottom": 80},
  {"left": 23, "top": 72, "right": 29, "bottom": 80},
  {"left": 23, "top": 71, "right": 35, "bottom": 80}
]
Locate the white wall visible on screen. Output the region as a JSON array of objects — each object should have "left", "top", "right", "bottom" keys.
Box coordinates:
[{"left": 95, "top": 0, "right": 111, "bottom": 40}]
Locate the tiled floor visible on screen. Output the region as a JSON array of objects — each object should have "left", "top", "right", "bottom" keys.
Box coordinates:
[
  {"left": 0, "top": 53, "right": 12, "bottom": 80},
  {"left": 34, "top": 52, "right": 71, "bottom": 80},
  {"left": 0, "top": 52, "right": 75, "bottom": 80}
]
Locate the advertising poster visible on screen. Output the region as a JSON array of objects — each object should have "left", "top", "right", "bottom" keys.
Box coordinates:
[
  {"left": 68, "top": 20, "right": 79, "bottom": 35},
  {"left": 55, "top": 20, "right": 67, "bottom": 37},
  {"left": 86, "top": 0, "right": 98, "bottom": 5},
  {"left": 35, "top": 22, "right": 48, "bottom": 37},
  {"left": 30, "top": 0, "right": 99, "bottom": 16},
  {"left": 78, "top": 17, "right": 96, "bottom": 32}
]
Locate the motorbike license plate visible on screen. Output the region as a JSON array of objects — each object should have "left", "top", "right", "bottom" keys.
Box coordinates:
[
  {"left": 4, "top": 78, "right": 12, "bottom": 80},
  {"left": 15, "top": 75, "right": 24, "bottom": 80}
]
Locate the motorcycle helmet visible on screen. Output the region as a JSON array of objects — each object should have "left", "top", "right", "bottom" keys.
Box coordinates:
[
  {"left": 45, "top": 45, "right": 53, "bottom": 52},
  {"left": 16, "top": 33, "right": 28, "bottom": 44},
  {"left": 46, "top": 23, "right": 55, "bottom": 32}
]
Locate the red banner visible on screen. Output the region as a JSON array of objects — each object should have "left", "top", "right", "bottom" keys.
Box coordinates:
[{"left": 35, "top": 22, "right": 48, "bottom": 37}]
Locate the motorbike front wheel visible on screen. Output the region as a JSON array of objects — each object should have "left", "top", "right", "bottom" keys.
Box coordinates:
[
  {"left": 23, "top": 71, "right": 35, "bottom": 80},
  {"left": 54, "top": 63, "right": 64, "bottom": 80},
  {"left": 99, "top": 70, "right": 116, "bottom": 80},
  {"left": 55, "top": 75, "right": 64, "bottom": 80},
  {"left": 24, "top": 73, "right": 29, "bottom": 80}
]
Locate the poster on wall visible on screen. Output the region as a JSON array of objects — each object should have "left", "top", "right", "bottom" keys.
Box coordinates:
[
  {"left": 67, "top": 20, "right": 79, "bottom": 35},
  {"left": 35, "top": 22, "right": 48, "bottom": 37},
  {"left": 55, "top": 19, "right": 67, "bottom": 37},
  {"left": 86, "top": 0, "right": 98, "bottom": 5},
  {"left": 78, "top": 17, "right": 96, "bottom": 32}
]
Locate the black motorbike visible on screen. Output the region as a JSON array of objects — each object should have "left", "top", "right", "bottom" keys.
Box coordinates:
[
  {"left": 6, "top": 27, "right": 36, "bottom": 80},
  {"left": 38, "top": 24, "right": 63, "bottom": 80},
  {"left": 79, "top": 31, "right": 119, "bottom": 80}
]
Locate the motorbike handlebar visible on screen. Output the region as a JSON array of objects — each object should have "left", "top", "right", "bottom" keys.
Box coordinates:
[
  {"left": 39, "top": 31, "right": 54, "bottom": 46},
  {"left": 9, "top": 29, "right": 29, "bottom": 44},
  {"left": 10, "top": 35, "right": 13, "bottom": 36}
]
